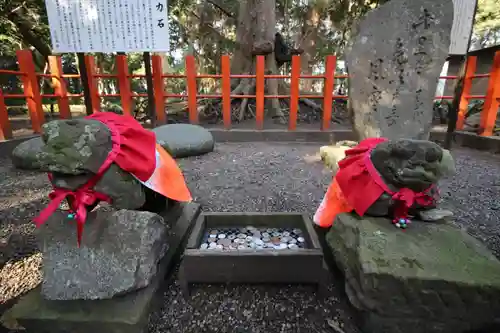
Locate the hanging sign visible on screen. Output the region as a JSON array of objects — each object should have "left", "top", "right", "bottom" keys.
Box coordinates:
[{"left": 44, "top": 0, "right": 170, "bottom": 53}]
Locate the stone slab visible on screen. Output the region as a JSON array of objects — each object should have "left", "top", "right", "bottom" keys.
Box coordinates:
[
  {"left": 326, "top": 213, "right": 500, "bottom": 333},
  {"left": 4, "top": 202, "right": 201, "bottom": 333},
  {"left": 347, "top": 0, "right": 453, "bottom": 141},
  {"left": 153, "top": 124, "right": 215, "bottom": 158}
]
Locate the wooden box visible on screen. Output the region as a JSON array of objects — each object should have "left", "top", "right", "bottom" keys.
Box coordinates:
[{"left": 179, "top": 212, "right": 327, "bottom": 294}]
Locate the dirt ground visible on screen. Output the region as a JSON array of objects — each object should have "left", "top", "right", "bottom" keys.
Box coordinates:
[{"left": 1, "top": 142, "right": 500, "bottom": 332}]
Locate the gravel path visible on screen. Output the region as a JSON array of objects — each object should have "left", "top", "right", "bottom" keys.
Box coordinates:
[{"left": 1, "top": 142, "right": 500, "bottom": 333}]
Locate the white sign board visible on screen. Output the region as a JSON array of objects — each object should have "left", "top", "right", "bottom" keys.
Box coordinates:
[
  {"left": 449, "top": 0, "right": 477, "bottom": 55},
  {"left": 44, "top": 0, "right": 169, "bottom": 53}
]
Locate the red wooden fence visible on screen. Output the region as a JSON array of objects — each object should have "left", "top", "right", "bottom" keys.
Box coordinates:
[{"left": 0, "top": 49, "right": 499, "bottom": 141}]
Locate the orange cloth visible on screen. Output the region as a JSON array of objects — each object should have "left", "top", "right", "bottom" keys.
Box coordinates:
[
  {"left": 138, "top": 144, "right": 193, "bottom": 203},
  {"left": 313, "top": 178, "right": 353, "bottom": 227}
]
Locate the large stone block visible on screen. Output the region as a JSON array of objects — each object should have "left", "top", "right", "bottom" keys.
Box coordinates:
[
  {"left": 326, "top": 213, "right": 500, "bottom": 333},
  {"left": 38, "top": 209, "right": 170, "bottom": 300},
  {"left": 4, "top": 202, "right": 201, "bottom": 333}
]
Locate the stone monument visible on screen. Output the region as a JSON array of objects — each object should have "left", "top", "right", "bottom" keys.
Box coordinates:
[
  {"left": 347, "top": 0, "right": 454, "bottom": 141},
  {"left": 316, "top": 1, "right": 500, "bottom": 332},
  {"left": 5, "top": 114, "right": 201, "bottom": 333}
]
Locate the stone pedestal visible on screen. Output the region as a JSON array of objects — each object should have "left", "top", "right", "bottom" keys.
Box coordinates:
[
  {"left": 4, "top": 202, "right": 201, "bottom": 333},
  {"left": 326, "top": 213, "right": 500, "bottom": 333}
]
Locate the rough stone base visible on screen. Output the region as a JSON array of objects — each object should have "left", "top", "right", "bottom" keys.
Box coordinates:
[
  {"left": 326, "top": 213, "right": 500, "bottom": 333},
  {"left": 361, "top": 312, "right": 470, "bottom": 333},
  {"left": 4, "top": 202, "right": 201, "bottom": 333}
]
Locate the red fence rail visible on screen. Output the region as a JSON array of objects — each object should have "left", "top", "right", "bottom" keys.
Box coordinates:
[{"left": 0, "top": 49, "right": 499, "bottom": 141}]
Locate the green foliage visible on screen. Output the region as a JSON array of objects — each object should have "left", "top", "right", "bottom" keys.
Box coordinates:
[{"left": 472, "top": 0, "right": 500, "bottom": 48}]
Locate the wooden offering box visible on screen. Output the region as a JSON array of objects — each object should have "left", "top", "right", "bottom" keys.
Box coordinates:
[{"left": 179, "top": 212, "right": 327, "bottom": 294}]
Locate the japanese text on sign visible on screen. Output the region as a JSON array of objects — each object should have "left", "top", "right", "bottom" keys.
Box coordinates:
[{"left": 44, "top": 0, "right": 169, "bottom": 53}]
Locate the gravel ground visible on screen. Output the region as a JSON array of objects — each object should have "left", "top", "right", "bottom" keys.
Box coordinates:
[{"left": 1, "top": 142, "right": 500, "bottom": 333}]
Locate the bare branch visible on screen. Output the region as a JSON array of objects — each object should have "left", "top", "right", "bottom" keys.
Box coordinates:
[{"left": 206, "top": 0, "right": 234, "bottom": 18}]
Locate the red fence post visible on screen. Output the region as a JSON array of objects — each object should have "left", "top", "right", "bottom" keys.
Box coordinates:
[
  {"left": 322, "top": 55, "right": 336, "bottom": 131},
  {"left": 152, "top": 55, "right": 166, "bottom": 124},
  {"left": 116, "top": 55, "right": 132, "bottom": 116},
  {"left": 48, "top": 55, "right": 71, "bottom": 119},
  {"left": 221, "top": 55, "right": 232, "bottom": 129},
  {"left": 84, "top": 55, "right": 100, "bottom": 113},
  {"left": 456, "top": 56, "right": 477, "bottom": 130},
  {"left": 0, "top": 89, "right": 13, "bottom": 140},
  {"left": 255, "top": 56, "right": 265, "bottom": 130},
  {"left": 185, "top": 56, "right": 198, "bottom": 124},
  {"left": 289, "top": 55, "right": 301, "bottom": 131},
  {"left": 479, "top": 51, "right": 500, "bottom": 136},
  {"left": 16, "top": 50, "right": 44, "bottom": 133}
]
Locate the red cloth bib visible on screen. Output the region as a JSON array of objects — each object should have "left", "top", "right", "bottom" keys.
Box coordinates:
[
  {"left": 336, "top": 137, "right": 436, "bottom": 218},
  {"left": 313, "top": 138, "right": 437, "bottom": 228},
  {"left": 34, "top": 113, "right": 190, "bottom": 246}
]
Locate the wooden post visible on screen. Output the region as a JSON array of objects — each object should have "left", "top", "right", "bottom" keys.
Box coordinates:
[
  {"left": 48, "top": 55, "right": 71, "bottom": 119},
  {"left": 185, "top": 56, "right": 198, "bottom": 124},
  {"left": 0, "top": 89, "right": 13, "bottom": 140},
  {"left": 152, "top": 55, "right": 166, "bottom": 124},
  {"left": 76, "top": 53, "right": 93, "bottom": 115},
  {"left": 116, "top": 55, "right": 132, "bottom": 116},
  {"left": 479, "top": 51, "right": 500, "bottom": 136},
  {"left": 16, "top": 50, "right": 44, "bottom": 133},
  {"left": 455, "top": 56, "right": 477, "bottom": 130},
  {"left": 255, "top": 56, "right": 265, "bottom": 130},
  {"left": 84, "top": 55, "right": 100, "bottom": 113},
  {"left": 445, "top": 54, "right": 478, "bottom": 149},
  {"left": 322, "top": 55, "right": 336, "bottom": 131},
  {"left": 221, "top": 55, "right": 231, "bottom": 129},
  {"left": 289, "top": 55, "right": 301, "bottom": 131},
  {"left": 445, "top": 55, "right": 468, "bottom": 149},
  {"left": 444, "top": 0, "right": 479, "bottom": 149},
  {"left": 143, "top": 52, "right": 156, "bottom": 127}
]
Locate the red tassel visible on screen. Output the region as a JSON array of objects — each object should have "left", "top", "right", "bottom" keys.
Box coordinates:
[
  {"left": 394, "top": 202, "right": 409, "bottom": 220},
  {"left": 76, "top": 220, "right": 84, "bottom": 247}
]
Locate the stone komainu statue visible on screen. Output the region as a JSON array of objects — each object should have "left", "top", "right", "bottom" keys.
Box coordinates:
[{"left": 314, "top": 138, "right": 455, "bottom": 229}]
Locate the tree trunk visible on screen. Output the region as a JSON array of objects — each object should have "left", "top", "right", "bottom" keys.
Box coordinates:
[
  {"left": 298, "top": 5, "right": 320, "bottom": 92},
  {"left": 230, "top": 0, "right": 284, "bottom": 120}
]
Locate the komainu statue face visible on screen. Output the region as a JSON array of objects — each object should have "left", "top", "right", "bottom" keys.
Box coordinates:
[{"left": 370, "top": 139, "right": 455, "bottom": 193}]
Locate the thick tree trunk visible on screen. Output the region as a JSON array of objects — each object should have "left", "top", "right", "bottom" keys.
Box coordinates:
[
  {"left": 230, "top": 0, "right": 284, "bottom": 120},
  {"left": 299, "top": 6, "right": 320, "bottom": 92},
  {"left": 189, "top": 0, "right": 329, "bottom": 125}
]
